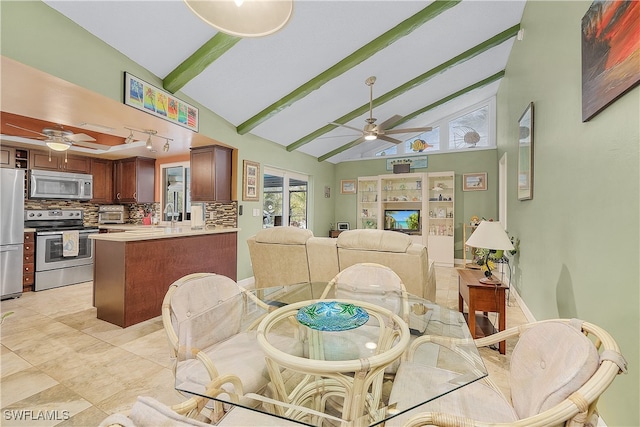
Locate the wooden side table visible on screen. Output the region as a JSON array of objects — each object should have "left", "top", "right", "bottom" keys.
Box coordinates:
[
  {"left": 457, "top": 268, "right": 507, "bottom": 354},
  {"left": 329, "top": 230, "right": 344, "bottom": 238}
]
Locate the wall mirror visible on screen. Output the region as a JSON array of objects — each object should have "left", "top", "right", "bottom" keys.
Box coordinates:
[{"left": 518, "top": 102, "right": 534, "bottom": 201}]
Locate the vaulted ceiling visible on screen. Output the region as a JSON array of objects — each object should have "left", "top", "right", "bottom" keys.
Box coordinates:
[{"left": 4, "top": 1, "right": 526, "bottom": 163}]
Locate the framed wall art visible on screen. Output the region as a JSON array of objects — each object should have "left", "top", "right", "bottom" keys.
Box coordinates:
[
  {"left": 124, "top": 72, "right": 199, "bottom": 131},
  {"left": 462, "top": 173, "right": 487, "bottom": 191},
  {"left": 340, "top": 179, "right": 357, "bottom": 194},
  {"left": 242, "top": 160, "right": 260, "bottom": 201},
  {"left": 337, "top": 222, "right": 350, "bottom": 231},
  {"left": 518, "top": 102, "right": 534, "bottom": 201},
  {"left": 581, "top": 1, "right": 640, "bottom": 121}
]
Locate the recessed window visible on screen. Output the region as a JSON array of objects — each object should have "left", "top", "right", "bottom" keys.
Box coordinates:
[
  {"left": 405, "top": 127, "right": 440, "bottom": 153},
  {"left": 448, "top": 105, "right": 489, "bottom": 150}
]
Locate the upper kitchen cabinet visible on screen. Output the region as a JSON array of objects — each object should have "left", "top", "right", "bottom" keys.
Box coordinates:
[
  {"left": 1, "top": 146, "right": 28, "bottom": 169},
  {"left": 114, "top": 157, "right": 155, "bottom": 203},
  {"left": 190, "top": 145, "right": 232, "bottom": 202},
  {"left": 30, "top": 149, "right": 91, "bottom": 173},
  {"left": 90, "top": 158, "right": 114, "bottom": 204}
]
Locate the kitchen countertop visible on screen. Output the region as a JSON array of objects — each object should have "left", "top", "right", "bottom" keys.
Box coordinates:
[
  {"left": 24, "top": 228, "right": 36, "bottom": 233},
  {"left": 91, "top": 225, "right": 239, "bottom": 242}
]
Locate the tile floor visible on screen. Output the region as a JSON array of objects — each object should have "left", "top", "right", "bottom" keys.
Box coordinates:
[{"left": 0, "top": 266, "right": 529, "bottom": 426}]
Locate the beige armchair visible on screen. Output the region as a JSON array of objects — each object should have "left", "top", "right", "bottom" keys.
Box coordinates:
[{"left": 387, "top": 319, "right": 627, "bottom": 427}]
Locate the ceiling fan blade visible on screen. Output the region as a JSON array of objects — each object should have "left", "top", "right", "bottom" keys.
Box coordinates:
[
  {"left": 66, "top": 132, "right": 96, "bottom": 142},
  {"left": 5, "top": 123, "right": 47, "bottom": 137},
  {"left": 330, "top": 122, "right": 364, "bottom": 134},
  {"left": 382, "top": 126, "right": 433, "bottom": 135},
  {"left": 378, "top": 135, "right": 403, "bottom": 145},
  {"left": 376, "top": 114, "right": 403, "bottom": 131}
]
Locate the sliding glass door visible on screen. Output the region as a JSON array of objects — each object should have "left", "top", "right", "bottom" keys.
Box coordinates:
[{"left": 263, "top": 168, "right": 308, "bottom": 228}]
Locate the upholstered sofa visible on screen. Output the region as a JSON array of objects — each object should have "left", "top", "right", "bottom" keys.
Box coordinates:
[{"left": 247, "top": 227, "right": 436, "bottom": 301}]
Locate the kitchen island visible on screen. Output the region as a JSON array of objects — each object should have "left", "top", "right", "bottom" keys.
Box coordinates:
[{"left": 90, "top": 226, "right": 239, "bottom": 327}]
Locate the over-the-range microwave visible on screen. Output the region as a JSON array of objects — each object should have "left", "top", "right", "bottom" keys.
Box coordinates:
[{"left": 29, "top": 169, "right": 93, "bottom": 200}]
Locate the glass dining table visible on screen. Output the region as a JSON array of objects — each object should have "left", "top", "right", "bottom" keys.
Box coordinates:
[{"left": 175, "top": 282, "right": 488, "bottom": 427}]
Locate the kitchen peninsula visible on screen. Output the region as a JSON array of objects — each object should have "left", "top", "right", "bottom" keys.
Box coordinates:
[{"left": 90, "top": 226, "right": 238, "bottom": 327}]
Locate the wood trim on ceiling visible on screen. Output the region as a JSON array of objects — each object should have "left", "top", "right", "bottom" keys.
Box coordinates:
[
  {"left": 317, "top": 70, "right": 506, "bottom": 163},
  {"left": 290, "top": 24, "right": 521, "bottom": 153},
  {"left": 235, "top": 0, "right": 462, "bottom": 135},
  {"left": 163, "top": 32, "right": 241, "bottom": 94}
]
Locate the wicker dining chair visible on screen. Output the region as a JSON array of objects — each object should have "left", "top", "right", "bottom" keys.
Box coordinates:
[
  {"left": 387, "top": 319, "right": 627, "bottom": 427},
  {"left": 161, "top": 272, "right": 302, "bottom": 421},
  {"left": 98, "top": 393, "right": 301, "bottom": 427},
  {"left": 321, "top": 262, "right": 410, "bottom": 323}
]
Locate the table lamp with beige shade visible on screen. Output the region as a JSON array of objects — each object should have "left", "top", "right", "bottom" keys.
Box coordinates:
[{"left": 464, "top": 220, "right": 514, "bottom": 284}]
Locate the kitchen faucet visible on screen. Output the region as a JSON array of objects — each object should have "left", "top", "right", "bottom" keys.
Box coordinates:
[{"left": 164, "top": 203, "right": 176, "bottom": 227}]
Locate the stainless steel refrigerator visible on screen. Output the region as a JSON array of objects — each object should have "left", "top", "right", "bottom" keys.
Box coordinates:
[{"left": 1, "top": 168, "right": 24, "bottom": 299}]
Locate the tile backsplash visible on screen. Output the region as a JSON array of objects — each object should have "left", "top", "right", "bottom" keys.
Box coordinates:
[{"left": 24, "top": 200, "right": 238, "bottom": 228}]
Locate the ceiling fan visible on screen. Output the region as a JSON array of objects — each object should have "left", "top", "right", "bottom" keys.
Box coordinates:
[
  {"left": 5, "top": 123, "right": 109, "bottom": 151},
  {"left": 332, "top": 76, "right": 432, "bottom": 146}
]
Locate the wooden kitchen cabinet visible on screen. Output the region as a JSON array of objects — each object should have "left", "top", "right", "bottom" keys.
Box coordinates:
[
  {"left": 30, "top": 149, "right": 91, "bottom": 173},
  {"left": 114, "top": 157, "right": 155, "bottom": 203},
  {"left": 1, "top": 146, "right": 29, "bottom": 169},
  {"left": 23, "top": 232, "right": 35, "bottom": 292},
  {"left": 0, "top": 145, "right": 14, "bottom": 168},
  {"left": 190, "top": 145, "right": 232, "bottom": 202},
  {"left": 90, "top": 157, "right": 114, "bottom": 203}
]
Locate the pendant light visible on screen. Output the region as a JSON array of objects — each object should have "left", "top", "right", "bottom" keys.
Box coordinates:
[{"left": 184, "top": 0, "right": 293, "bottom": 38}]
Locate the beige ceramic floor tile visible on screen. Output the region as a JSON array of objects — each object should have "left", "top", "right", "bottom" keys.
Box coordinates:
[
  {"left": 54, "top": 405, "right": 109, "bottom": 427},
  {"left": 1, "top": 383, "right": 91, "bottom": 427},
  {"left": 1, "top": 346, "right": 32, "bottom": 378},
  {"left": 1, "top": 367, "right": 59, "bottom": 408},
  {"left": 120, "top": 329, "right": 173, "bottom": 368}
]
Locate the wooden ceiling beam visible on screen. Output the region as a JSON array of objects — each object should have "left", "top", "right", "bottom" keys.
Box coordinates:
[
  {"left": 163, "top": 33, "right": 241, "bottom": 94},
  {"left": 292, "top": 24, "right": 520, "bottom": 153},
  {"left": 235, "top": 0, "right": 461, "bottom": 135},
  {"left": 317, "top": 70, "right": 506, "bottom": 162}
]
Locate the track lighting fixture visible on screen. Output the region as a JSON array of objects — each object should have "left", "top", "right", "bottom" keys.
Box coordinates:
[
  {"left": 124, "top": 130, "right": 134, "bottom": 144},
  {"left": 123, "top": 127, "right": 172, "bottom": 152}
]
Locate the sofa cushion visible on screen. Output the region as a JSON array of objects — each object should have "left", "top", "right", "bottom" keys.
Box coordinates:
[
  {"left": 510, "top": 321, "right": 600, "bottom": 419},
  {"left": 254, "top": 226, "right": 312, "bottom": 244},
  {"left": 337, "top": 229, "right": 412, "bottom": 253},
  {"left": 307, "top": 237, "right": 340, "bottom": 282}
]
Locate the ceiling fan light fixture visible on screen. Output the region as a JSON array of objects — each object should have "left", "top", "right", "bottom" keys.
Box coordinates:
[
  {"left": 184, "top": 0, "right": 293, "bottom": 38},
  {"left": 46, "top": 139, "right": 71, "bottom": 152},
  {"left": 364, "top": 134, "right": 377, "bottom": 141}
]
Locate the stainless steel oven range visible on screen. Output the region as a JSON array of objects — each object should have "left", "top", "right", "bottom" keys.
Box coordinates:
[{"left": 24, "top": 209, "right": 99, "bottom": 291}]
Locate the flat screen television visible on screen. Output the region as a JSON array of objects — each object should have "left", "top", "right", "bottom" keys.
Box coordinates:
[{"left": 384, "top": 209, "right": 420, "bottom": 232}]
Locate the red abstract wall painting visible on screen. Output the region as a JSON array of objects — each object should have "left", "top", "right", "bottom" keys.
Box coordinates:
[{"left": 581, "top": 0, "right": 639, "bottom": 122}]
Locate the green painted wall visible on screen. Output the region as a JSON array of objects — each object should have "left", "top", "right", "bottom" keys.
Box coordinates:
[
  {"left": 334, "top": 150, "right": 499, "bottom": 258},
  {"left": 496, "top": 1, "right": 639, "bottom": 425},
  {"left": 0, "top": 1, "right": 336, "bottom": 282}
]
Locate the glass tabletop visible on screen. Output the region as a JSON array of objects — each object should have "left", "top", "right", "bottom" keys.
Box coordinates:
[{"left": 175, "top": 282, "right": 487, "bottom": 426}]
